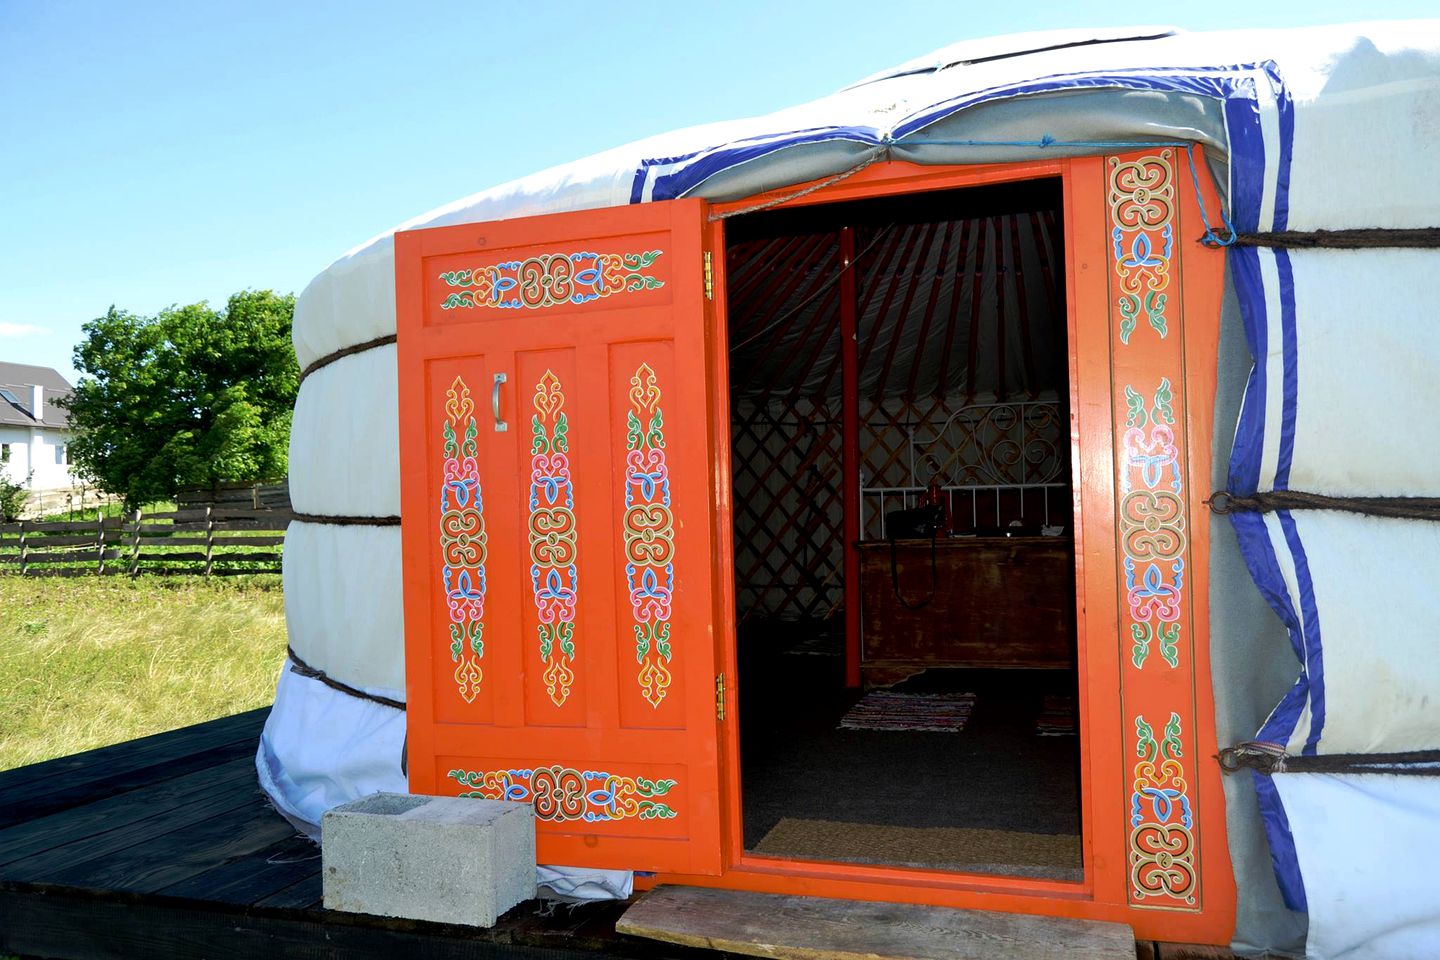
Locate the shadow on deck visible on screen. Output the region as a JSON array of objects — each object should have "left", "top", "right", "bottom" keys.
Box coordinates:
[{"left": 0, "top": 709, "right": 718, "bottom": 960}]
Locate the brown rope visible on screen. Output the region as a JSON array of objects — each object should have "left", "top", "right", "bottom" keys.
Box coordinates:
[
  {"left": 1232, "top": 228, "right": 1440, "bottom": 250},
  {"left": 1220, "top": 742, "right": 1440, "bottom": 776},
  {"left": 287, "top": 645, "right": 406, "bottom": 711},
  {"left": 1207, "top": 489, "right": 1440, "bottom": 522},
  {"left": 298, "top": 334, "right": 398, "bottom": 386},
  {"left": 292, "top": 513, "right": 401, "bottom": 526}
]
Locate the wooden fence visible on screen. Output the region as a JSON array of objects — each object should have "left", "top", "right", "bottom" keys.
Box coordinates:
[{"left": 0, "top": 483, "right": 291, "bottom": 577}]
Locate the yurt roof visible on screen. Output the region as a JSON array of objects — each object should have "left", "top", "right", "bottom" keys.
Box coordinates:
[{"left": 291, "top": 20, "right": 1438, "bottom": 369}]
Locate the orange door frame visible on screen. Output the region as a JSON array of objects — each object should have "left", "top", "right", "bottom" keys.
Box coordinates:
[{"left": 661, "top": 152, "right": 1235, "bottom": 946}]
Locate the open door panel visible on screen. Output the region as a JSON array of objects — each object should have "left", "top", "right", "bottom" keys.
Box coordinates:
[{"left": 395, "top": 198, "right": 723, "bottom": 875}]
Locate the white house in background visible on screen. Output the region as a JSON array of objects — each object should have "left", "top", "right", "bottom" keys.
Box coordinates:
[{"left": 0, "top": 361, "right": 75, "bottom": 490}]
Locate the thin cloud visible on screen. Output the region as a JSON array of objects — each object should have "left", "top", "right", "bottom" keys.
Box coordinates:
[{"left": 0, "top": 322, "right": 45, "bottom": 337}]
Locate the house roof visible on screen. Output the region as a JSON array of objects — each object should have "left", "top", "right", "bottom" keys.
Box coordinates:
[{"left": 0, "top": 361, "right": 72, "bottom": 428}]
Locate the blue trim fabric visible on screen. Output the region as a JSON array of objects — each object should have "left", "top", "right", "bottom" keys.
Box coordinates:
[{"left": 1253, "top": 771, "right": 1307, "bottom": 912}]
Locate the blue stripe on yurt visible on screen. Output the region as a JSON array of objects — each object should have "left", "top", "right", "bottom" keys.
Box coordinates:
[
  {"left": 1230, "top": 512, "right": 1303, "bottom": 642},
  {"left": 1222, "top": 73, "right": 1267, "bottom": 235},
  {"left": 1268, "top": 63, "right": 1294, "bottom": 233},
  {"left": 1256, "top": 677, "right": 1310, "bottom": 748},
  {"left": 1226, "top": 246, "right": 1267, "bottom": 494},
  {"left": 1273, "top": 249, "right": 1299, "bottom": 491},
  {"left": 1252, "top": 770, "right": 1307, "bottom": 912},
  {"left": 1279, "top": 511, "right": 1326, "bottom": 755}
]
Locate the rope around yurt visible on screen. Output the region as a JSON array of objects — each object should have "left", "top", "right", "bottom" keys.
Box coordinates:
[
  {"left": 1220, "top": 742, "right": 1440, "bottom": 777},
  {"left": 1207, "top": 490, "right": 1440, "bottom": 522}
]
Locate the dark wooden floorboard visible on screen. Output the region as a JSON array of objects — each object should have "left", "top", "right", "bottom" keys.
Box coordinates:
[
  {"left": 0, "top": 708, "right": 267, "bottom": 829},
  {"left": 0, "top": 711, "right": 751, "bottom": 960},
  {"left": 0, "top": 707, "right": 265, "bottom": 796},
  {"left": 43, "top": 786, "right": 297, "bottom": 893},
  {"left": 0, "top": 756, "right": 258, "bottom": 869},
  {"left": 4, "top": 770, "right": 267, "bottom": 885},
  {"left": 0, "top": 887, "right": 671, "bottom": 960},
  {"left": 253, "top": 871, "right": 324, "bottom": 910},
  {"left": 157, "top": 832, "right": 320, "bottom": 907}
]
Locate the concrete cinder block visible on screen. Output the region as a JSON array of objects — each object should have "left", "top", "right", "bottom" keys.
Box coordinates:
[{"left": 322, "top": 792, "right": 536, "bottom": 926}]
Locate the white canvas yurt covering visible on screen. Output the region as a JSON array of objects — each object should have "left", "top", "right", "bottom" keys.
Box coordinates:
[{"left": 260, "top": 21, "right": 1440, "bottom": 957}]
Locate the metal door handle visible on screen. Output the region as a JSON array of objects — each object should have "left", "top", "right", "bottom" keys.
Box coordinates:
[{"left": 492, "top": 373, "right": 508, "bottom": 432}]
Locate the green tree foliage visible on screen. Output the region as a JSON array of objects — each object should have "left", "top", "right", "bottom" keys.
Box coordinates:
[
  {"left": 63, "top": 291, "right": 298, "bottom": 508},
  {"left": 0, "top": 471, "right": 29, "bottom": 522}
]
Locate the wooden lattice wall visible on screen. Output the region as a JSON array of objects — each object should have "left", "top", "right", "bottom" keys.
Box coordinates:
[
  {"left": 731, "top": 395, "right": 1069, "bottom": 621},
  {"left": 731, "top": 397, "right": 844, "bottom": 621}
]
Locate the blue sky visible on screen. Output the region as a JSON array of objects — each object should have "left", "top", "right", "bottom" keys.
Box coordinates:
[{"left": 2, "top": 1, "right": 1433, "bottom": 383}]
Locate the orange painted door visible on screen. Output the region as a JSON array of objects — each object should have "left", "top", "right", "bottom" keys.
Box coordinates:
[{"left": 395, "top": 199, "right": 724, "bottom": 874}]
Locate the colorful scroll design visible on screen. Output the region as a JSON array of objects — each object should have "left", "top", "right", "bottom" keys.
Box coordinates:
[
  {"left": 623, "top": 363, "right": 675, "bottom": 708},
  {"left": 1108, "top": 149, "right": 1200, "bottom": 912},
  {"left": 449, "top": 766, "right": 678, "bottom": 822},
  {"left": 1109, "top": 151, "right": 1175, "bottom": 344},
  {"left": 440, "top": 376, "right": 487, "bottom": 703},
  {"left": 1121, "top": 379, "right": 1184, "bottom": 670},
  {"left": 529, "top": 371, "right": 579, "bottom": 706},
  {"left": 439, "top": 250, "right": 664, "bottom": 311},
  {"left": 1130, "top": 714, "right": 1196, "bottom": 904}
]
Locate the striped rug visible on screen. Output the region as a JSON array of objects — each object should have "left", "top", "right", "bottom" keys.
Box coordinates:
[
  {"left": 838, "top": 690, "right": 977, "bottom": 733},
  {"left": 1035, "top": 694, "right": 1077, "bottom": 736}
]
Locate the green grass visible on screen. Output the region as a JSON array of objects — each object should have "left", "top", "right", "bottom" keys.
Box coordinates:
[{"left": 0, "top": 575, "right": 287, "bottom": 771}]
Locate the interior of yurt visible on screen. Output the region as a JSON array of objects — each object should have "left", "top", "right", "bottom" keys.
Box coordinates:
[
  {"left": 722, "top": 180, "right": 1081, "bottom": 875},
  {"left": 264, "top": 21, "right": 1440, "bottom": 960}
]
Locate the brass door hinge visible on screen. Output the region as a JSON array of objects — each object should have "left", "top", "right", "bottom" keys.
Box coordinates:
[
  {"left": 715, "top": 673, "right": 726, "bottom": 721},
  {"left": 703, "top": 250, "right": 714, "bottom": 301}
]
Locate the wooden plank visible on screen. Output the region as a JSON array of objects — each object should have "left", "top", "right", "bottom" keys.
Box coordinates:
[
  {"left": 251, "top": 872, "right": 324, "bottom": 909},
  {"left": 616, "top": 886, "right": 1136, "bottom": 960},
  {"left": 6, "top": 781, "right": 274, "bottom": 886},
  {"left": 208, "top": 553, "right": 284, "bottom": 564},
  {"left": 0, "top": 534, "right": 105, "bottom": 547},
  {"left": 4, "top": 567, "right": 115, "bottom": 577},
  {"left": 0, "top": 887, "right": 623, "bottom": 960},
  {"left": 0, "top": 709, "right": 267, "bottom": 827},
  {"left": 208, "top": 535, "right": 285, "bottom": 546},
  {"left": 157, "top": 833, "right": 320, "bottom": 907},
  {"left": 36, "top": 791, "right": 297, "bottom": 893},
  {"left": 171, "top": 508, "right": 294, "bottom": 523},
  {"left": 1, "top": 550, "right": 119, "bottom": 564},
  {"left": 129, "top": 566, "right": 281, "bottom": 577},
  {"left": 0, "top": 757, "right": 260, "bottom": 869},
  {"left": 1153, "top": 944, "right": 1236, "bottom": 960},
  {"left": 0, "top": 708, "right": 265, "bottom": 796}
]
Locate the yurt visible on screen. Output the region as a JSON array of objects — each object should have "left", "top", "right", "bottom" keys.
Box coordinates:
[{"left": 260, "top": 21, "right": 1440, "bottom": 958}]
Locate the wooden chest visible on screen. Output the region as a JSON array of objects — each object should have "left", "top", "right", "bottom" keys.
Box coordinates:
[{"left": 857, "top": 536, "right": 1075, "bottom": 686}]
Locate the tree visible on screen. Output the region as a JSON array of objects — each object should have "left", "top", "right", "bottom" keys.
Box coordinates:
[
  {"left": 63, "top": 290, "right": 299, "bottom": 509},
  {"left": 0, "top": 470, "right": 29, "bottom": 522}
]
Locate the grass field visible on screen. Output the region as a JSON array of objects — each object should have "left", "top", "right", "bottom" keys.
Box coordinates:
[{"left": 0, "top": 575, "right": 286, "bottom": 771}]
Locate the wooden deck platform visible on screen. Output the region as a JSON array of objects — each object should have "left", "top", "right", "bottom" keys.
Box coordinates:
[
  {"left": 0, "top": 709, "right": 1224, "bottom": 960},
  {"left": 0, "top": 709, "right": 719, "bottom": 960}
]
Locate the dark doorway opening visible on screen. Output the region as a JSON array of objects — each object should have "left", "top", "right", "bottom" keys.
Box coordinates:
[{"left": 724, "top": 178, "right": 1082, "bottom": 879}]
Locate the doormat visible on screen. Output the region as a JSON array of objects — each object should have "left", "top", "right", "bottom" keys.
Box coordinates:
[
  {"left": 837, "top": 691, "right": 976, "bottom": 733},
  {"left": 752, "top": 817, "right": 1082, "bottom": 876},
  {"left": 1035, "top": 694, "right": 1077, "bottom": 736}
]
